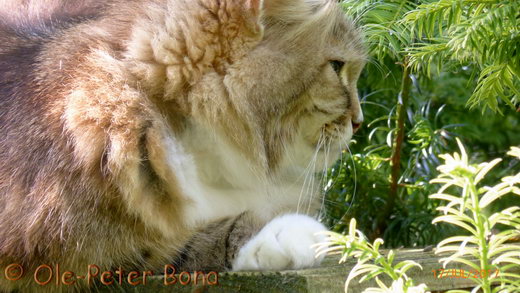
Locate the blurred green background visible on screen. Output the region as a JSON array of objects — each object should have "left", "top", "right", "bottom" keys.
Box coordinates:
[{"left": 320, "top": 0, "right": 520, "bottom": 247}]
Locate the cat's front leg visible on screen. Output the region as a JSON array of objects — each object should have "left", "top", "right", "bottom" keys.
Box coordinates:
[{"left": 232, "top": 214, "right": 327, "bottom": 271}]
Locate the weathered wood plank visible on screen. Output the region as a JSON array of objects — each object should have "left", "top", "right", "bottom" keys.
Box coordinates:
[{"left": 94, "top": 248, "right": 515, "bottom": 292}]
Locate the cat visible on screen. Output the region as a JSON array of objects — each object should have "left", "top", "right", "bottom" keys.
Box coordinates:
[{"left": 0, "top": 0, "right": 366, "bottom": 291}]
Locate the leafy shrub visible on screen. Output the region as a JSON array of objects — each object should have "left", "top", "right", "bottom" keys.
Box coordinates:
[{"left": 319, "top": 142, "right": 520, "bottom": 292}]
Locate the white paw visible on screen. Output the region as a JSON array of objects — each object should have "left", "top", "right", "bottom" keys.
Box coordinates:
[{"left": 232, "top": 214, "right": 327, "bottom": 271}]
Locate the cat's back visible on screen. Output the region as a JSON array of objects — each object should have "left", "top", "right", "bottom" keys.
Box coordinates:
[
  {"left": 0, "top": 1, "right": 109, "bottom": 194},
  {"left": 0, "top": 0, "right": 105, "bottom": 110},
  {"left": 0, "top": 17, "right": 57, "bottom": 180},
  {"left": 0, "top": 2, "right": 151, "bottom": 275}
]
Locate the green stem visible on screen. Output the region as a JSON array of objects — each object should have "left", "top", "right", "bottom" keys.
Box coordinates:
[
  {"left": 367, "top": 247, "right": 399, "bottom": 281},
  {"left": 469, "top": 179, "right": 491, "bottom": 292},
  {"left": 382, "top": 259, "right": 400, "bottom": 281}
]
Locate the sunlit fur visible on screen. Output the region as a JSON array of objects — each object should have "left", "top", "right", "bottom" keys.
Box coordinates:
[{"left": 0, "top": 0, "right": 365, "bottom": 291}]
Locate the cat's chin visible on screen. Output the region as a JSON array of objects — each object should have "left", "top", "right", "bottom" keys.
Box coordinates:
[
  {"left": 295, "top": 130, "right": 354, "bottom": 172},
  {"left": 315, "top": 136, "right": 353, "bottom": 169},
  {"left": 312, "top": 125, "right": 354, "bottom": 152}
]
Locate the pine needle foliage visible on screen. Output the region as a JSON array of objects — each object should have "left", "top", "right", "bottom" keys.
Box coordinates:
[
  {"left": 342, "top": 0, "right": 520, "bottom": 112},
  {"left": 404, "top": 0, "right": 520, "bottom": 112}
]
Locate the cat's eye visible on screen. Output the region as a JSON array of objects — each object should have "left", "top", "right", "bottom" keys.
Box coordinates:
[{"left": 329, "top": 60, "right": 345, "bottom": 75}]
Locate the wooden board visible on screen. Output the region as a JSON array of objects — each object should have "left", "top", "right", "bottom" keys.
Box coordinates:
[{"left": 94, "top": 248, "right": 514, "bottom": 292}]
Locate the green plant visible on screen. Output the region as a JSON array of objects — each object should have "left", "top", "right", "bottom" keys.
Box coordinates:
[
  {"left": 430, "top": 140, "right": 520, "bottom": 292},
  {"left": 322, "top": 0, "right": 520, "bottom": 248},
  {"left": 316, "top": 218, "right": 429, "bottom": 293},
  {"left": 404, "top": 0, "right": 520, "bottom": 112},
  {"left": 319, "top": 141, "right": 520, "bottom": 292}
]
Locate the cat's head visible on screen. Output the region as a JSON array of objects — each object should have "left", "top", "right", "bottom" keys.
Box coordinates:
[
  {"left": 128, "top": 0, "right": 366, "bottom": 175},
  {"left": 258, "top": 0, "right": 366, "bottom": 173}
]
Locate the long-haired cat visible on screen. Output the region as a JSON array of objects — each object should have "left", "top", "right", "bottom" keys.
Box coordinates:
[{"left": 0, "top": 0, "right": 366, "bottom": 291}]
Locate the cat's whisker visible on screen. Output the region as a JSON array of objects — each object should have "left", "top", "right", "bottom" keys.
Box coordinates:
[
  {"left": 319, "top": 127, "right": 344, "bottom": 217},
  {"left": 318, "top": 141, "right": 330, "bottom": 217},
  {"left": 297, "top": 132, "right": 324, "bottom": 214},
  {"left": 297, "top": 148, "right": 314, "bottom": 214},
  {"left": 341, "top": 137, "right": 358, "bottom": 217},
  {"left": 304, "top": 147, "right": 318, "bottom": 214},
  {"left": 305, "top": 159, "right": 317, "bottom": 214},
  {"left": 317, "top": 127, "right": 358, "bottom": 221},
  {"left": 304, "top": 135, "right": 325, "bottom": 212},
  {"left": 314, "top": 133, "right": 330, "bottom": 204},
  {"left": 302, "top": 133, "right": 324, "bottom": 214},
  {"left": 313, "top": 135, "right": 331, "bottom": 216}
]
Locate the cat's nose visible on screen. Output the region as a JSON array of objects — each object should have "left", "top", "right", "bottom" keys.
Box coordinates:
[
  {"left": 351, "top": 111, "right": 363, "bottom": 133},
  {"left": 347, "top": 89, "right": 363, "bottom": 134},
  {"left": 352, "top": 121, "right": 362, "bottom": 133}
]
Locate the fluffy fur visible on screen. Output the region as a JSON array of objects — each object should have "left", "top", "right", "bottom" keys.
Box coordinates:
[{"left": 0, "top": 0, "right": 366, "bottom": 291}]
